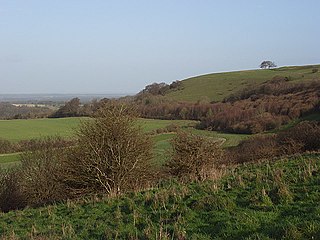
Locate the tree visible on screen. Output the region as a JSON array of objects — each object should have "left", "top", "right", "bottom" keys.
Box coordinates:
[
  {"left": 51, "top": 97, "right": 81, "bottom": 118},
  {"left": 61, "top": 103, "right": 154, "bottom": 196},
  {"left": 260, "top": 61, "right": 277, "bottom": 69}
]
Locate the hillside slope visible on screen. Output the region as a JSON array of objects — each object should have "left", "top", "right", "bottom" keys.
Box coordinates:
[
  {"left": 1, "top": 153, "right": 319, "bottom": 239},
  {"left": 166, "top": 64, "right": 320, "bottom": 102}
]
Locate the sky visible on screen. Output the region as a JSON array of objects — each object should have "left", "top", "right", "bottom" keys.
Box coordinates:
[{"left": 1, "top": 0, "right": 320, "bottom": 94}]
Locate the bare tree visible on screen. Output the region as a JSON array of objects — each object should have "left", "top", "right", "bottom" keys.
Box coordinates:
[{"left": 61, "top": 103, "right": 154, "bottom": 196}]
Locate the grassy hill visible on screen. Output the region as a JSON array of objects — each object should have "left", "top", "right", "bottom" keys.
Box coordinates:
[
  {"left": 1, "top": 153, "right": 319, "bottom": 239},
  {"left": 166, "top": 64, "right": 320, "bottom": 102}
]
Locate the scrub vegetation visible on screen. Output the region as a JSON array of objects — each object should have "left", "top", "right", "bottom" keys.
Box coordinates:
[{"left": 0, "top": 64, "right": 319, "bottom": 239}]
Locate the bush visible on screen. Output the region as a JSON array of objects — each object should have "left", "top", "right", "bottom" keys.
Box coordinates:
[
  {"left": 61, "top": 103, "right": 155, "bottom": 197},
  {"left": 165, "top": 131, "right": 223, "bottom": 182},
  {"left": 0, "top": 139, "right": 17, "bottom": 154},
  {"left": 226, "top": 135, "right": 279, "bottom": 164},
  {"left": 312, "top": 68, "right": 318, "bottom": 73},
  {"left": 278, "top": 121, "right": 320, "bottom": 154},
  {"left": 19, "top": 138, "right": 68, "bottom": 207},
  {"left": 0, "top": 168, "right": 26, "bottom": 212}
]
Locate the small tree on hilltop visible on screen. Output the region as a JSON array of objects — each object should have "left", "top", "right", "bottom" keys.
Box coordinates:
[
  {"left": 61, "top": 103, "right": 154, "bottom": 196},
  {"left": 260, "top": 61, "right": 277, "bottom": 69}
]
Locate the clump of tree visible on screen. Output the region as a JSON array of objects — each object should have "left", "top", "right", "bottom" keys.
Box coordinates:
[
  {"left": 138, "top": 80, "right": 183, "bottom": 97},
  {"left": 165, "top": 131, "right": 223, "bottom": 182},
  {"left": 50, "top": 97, "right": 81, "bottom": 118},
  {"left": 61, "top": 103, "right": 155, "bottom": 196},
  {"left": 0, "top": 103, "right": 53, "bottom": 120},
  {"left": 260, "top": 61, "right": 277, "bottom": 69}
]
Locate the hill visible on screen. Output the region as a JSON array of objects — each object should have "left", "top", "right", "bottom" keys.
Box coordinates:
[
  {"left": 165, "top": 64, "right": 320, "bottom": 102},
  {"left": 1, "top": 153, "right": 319, "bottom": 239}
]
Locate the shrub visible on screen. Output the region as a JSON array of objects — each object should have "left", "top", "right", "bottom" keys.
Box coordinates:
[
  {"left": 165, "top": 131, "right": 223, "bottom": 182},
  {"left": 277, "top": 121, "right": 320, "bottom": 154},
  {"left": 18, "top": 136, "right": 74, "bottom": 152},
  {"left": 226, "top": 135, "right": 279, "bottom": 164},
  {"left": 0, "top": 168, "right": 26, "bottom": 212},
  {"left": 61, "top": 103, "right": 155, "bottom": 197},
  {"left": 0, "top": 139, "right": 17, "bottom": 154},
  {"left": 19, "top": 137, "right": 68, "bottom": 207},
  {"left": 312, "top": 68, "right": 318, "bottom": 73}
]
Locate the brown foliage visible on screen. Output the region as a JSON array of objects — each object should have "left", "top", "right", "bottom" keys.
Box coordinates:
[
  {"left": 226, "top": 121, "right": 320, "bottom": 164},
  {"left": 165, "top": 131, "right": 223, "bottom": 182},
  {"left": 0, "top": 168, "right": 26, "bottom": 212},
  {"left": 19, "top": 139, "right": 68, "bottom": 207},
  {"left": 61, "top": 103, "right": 155, "bottom": 197},
  {"left": 278, "top": 121, "right": 320, "bottom": 154},
  {"left": 226, "top": 135, "right": 279, "bottom": 164},
  {"left": 0, "top": 139, "right": 17, "bottom": 154}
]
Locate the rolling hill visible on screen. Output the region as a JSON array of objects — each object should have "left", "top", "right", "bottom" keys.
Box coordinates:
[{"left": 165, "top": 64, "right": 320, "bottom": 102}]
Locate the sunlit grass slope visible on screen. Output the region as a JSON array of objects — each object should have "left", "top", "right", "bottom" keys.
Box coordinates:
[
  {"left": 1, "top": 153, "right": 319, "bottom": 239},
  {"left": 166, "top": 64, "right": 320, "bottom": 102}
]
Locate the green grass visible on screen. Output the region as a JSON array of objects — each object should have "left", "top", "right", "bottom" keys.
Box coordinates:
[
  {"left": 137, "top": 118, "right": 196, "bottom": 132},
  {"left": 0, "top": 153, "right": 21, "bottom": 164},
  {"left": 0, "top": 153, "right": 21, "bottom": 169},
  {"left": 1, "top": 153, "right": 319, "bottom": 239},
  {"left": 166, "top": 64, "right": 320, "bottom": 102},
  {"left": 0, "top": 117, "right": 84, "bottom": 142}
]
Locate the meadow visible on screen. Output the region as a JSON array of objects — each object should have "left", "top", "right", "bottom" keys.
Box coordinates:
[{"left": 166, "top": 65, "right": 320, "bottom": 102}]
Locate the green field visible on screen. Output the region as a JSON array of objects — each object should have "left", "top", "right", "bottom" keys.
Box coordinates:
[
  {"left": 166, "top": 64, "right": 320, "bottom": 102},
  {"left": 1, "top": 153, "right": 319, "bottom": 239},
  {"left": 0, "top": 117, "right": 84, "bottom": 142}
]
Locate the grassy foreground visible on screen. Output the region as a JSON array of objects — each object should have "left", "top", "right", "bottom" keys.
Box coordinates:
[
  {"left": 1, "top": 153, "right": 319, "bottom": 239},
  {"left": 166, "top": 64, "right": 320, "bottom": 102}
]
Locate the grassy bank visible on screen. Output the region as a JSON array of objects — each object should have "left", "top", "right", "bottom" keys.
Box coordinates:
[{"left": 1, "top": 153, "right": 319, "bottom": 239}]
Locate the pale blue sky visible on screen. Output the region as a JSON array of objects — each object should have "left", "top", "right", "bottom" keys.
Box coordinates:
[{"left": 1, "top": 0, "right": 319, "bottom": 94}]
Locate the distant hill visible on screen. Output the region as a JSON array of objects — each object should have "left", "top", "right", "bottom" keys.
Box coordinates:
[{"left": 165, "top": 64, "right": 320, "bottom": 102}]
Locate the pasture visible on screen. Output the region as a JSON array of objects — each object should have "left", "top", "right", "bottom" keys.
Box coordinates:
[{"left": 166, "top": 64, "right": 320, "bottom": 102}]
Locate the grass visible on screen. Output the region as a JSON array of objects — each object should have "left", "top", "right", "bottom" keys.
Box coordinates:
[
  {"left": 0, "top": 117, "right": 84, "bottom": 142},
  {"left": 1, "top": 153, "right": 319, "bottom": 239},
  {"left": 166, "top": 64, "right": 320, "bottom": 102},
  {"left": 0, "top": 153, "right": 21, "bottom": 169}
]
